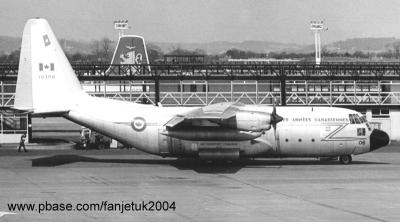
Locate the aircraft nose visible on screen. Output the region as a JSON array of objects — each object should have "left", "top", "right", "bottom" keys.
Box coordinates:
[{"left": 370, "top": 129, "right": 389, "bottom": 151}]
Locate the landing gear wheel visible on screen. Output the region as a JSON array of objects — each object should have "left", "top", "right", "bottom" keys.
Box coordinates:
[{"left": 339, "top": 155, "right": 352, "bottom": 164}]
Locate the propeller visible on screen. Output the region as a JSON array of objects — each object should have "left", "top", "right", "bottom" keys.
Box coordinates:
[
  {"left": 271, "top": 100, "right": 283, "bottom": 129},
  {"left": 270, "top": 98, "right": 283, "bottom": 153},
  {"left": 251, "top": 99, "right": 283, "bottom": 154}
]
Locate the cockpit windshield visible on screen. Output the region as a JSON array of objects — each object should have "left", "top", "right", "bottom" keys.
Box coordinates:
[
  {"left": 349, "top": 114, "right": 367, "bottom": 124},
  {"left": 360, "top": 116, "right": 367, "bottom": 123}
]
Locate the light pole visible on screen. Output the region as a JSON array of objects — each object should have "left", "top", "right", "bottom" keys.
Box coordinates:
[
  {"left": 114, "top": 19, "right": 129, "bottom": 37},
  {"left": 310, "top": 21, "right": 327, "bottom": 65}
]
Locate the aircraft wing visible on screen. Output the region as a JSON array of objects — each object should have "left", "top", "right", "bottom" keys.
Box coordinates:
[{"left": 165, "top": 102, "right": 242, "bottom": 129}]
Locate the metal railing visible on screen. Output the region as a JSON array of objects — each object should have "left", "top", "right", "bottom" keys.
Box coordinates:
[{"left": 1, "top": 62, "right": 400, "bottom": 81}]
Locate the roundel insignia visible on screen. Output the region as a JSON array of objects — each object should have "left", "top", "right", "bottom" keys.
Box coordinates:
[{"left": 131, "top": 117, "right": 146, "bottom": 131}]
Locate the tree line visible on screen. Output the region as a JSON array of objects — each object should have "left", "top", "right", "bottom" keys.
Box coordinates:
[{"left": 3, "top": 39, "right": 400, "bottom": 63}]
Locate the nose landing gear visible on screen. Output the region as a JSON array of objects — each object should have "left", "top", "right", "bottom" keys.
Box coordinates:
[{"left": 339, "top": 155, "right": 352, "bottom": 164}]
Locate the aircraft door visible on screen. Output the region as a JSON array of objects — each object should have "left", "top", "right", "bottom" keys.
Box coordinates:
[
  {"left": 333, "top": 124, "right": 359, "bottom": 155},
  {"left": 319, "top": 125, "right": 334, "bottom": 156},
  {"left": 334, "top": 141, "right": 348, "bottom": 155}
]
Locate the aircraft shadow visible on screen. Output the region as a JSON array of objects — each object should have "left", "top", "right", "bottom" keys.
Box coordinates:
[{"left": 31, "top": 154, "right": 389, "bottom": 174}]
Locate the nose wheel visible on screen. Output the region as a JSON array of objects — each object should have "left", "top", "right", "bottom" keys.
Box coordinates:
[{"left": 339, "top": 155, "right": 352, "bottom": 164}]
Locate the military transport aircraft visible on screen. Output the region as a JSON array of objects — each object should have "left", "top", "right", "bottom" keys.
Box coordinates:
[{"left": 13, "top": 18, "right": 390, "bottom": 164}]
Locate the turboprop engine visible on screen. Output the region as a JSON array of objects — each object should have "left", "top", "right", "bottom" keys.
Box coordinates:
[{"left": 219, "top": 111, "right": 272, "bottom": 132}]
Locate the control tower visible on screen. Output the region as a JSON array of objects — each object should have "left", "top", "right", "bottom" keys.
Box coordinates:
[{"left": 310, "top": 21, "right": 327, "bottom": 65}]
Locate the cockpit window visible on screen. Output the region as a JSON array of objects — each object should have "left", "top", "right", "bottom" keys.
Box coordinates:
[
  {"left": 354, "top": 116, "right": 361, "bottom": 124},
  {"left": 349, "top": 114, "right": 366, "bottom": 124},
  {"left": 366, "top": 123, "right": 372, "bottom": 131},
  {"left": 349, "top": 114, "right": 355, "bottom": 124},
  {"left": 349, "top": 114, "right": 356, "bottom": 124},
  {"left": 360, "top": 116, "right": 367, "bottom": 123}
]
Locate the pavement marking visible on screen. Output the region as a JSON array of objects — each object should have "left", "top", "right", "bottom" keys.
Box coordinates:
[{"left": 0, "top": 211, "right": 17, "bottom": 218}]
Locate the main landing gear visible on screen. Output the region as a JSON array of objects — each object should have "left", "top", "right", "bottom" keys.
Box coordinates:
[{"left": 339, "top": 155, "right": 352, "bottom": 164}]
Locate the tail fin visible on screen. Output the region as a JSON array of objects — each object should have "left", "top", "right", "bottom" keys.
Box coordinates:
[
  {"left": 14, "top": 18, "right": 85, "bottom": 114},
  {"left": 106, "top": 35, "right": 150, "bottom": 75}
]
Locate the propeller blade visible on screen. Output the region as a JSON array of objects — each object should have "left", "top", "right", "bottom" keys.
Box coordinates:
[
  {"left": 271, "top": 99, "right": 283, "bottom": 126},
  {"left": 270, "top": 98, "right": 282, "bottom": 153},
  {"left": 273, "top": 122, "right": 277, "bottom": 141}
]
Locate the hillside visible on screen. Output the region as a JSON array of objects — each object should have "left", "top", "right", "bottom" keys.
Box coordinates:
[
  {"left": 1, "top": 36, "right": 400, "bottom": 56},
  {"left": 0, "top": 36, "right": 21, "bottom": 54},
  {"left": 326, "top": 37, "right": 399, "bottom": 53},
  {"left": 152, "top": 41, "right": 304, "bottom": 54},
  {"left": 0, "top": 36, "right": 92, "bottom": 55}
]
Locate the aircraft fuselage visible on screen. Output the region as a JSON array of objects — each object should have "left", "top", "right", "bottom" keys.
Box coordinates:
[{"left": 63, "top": 97, "right": 388, "bottom": 160}]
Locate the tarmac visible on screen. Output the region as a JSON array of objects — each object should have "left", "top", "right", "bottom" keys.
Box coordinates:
[{"left": 0, "top": 143, "right": 399, "bottom": 222}]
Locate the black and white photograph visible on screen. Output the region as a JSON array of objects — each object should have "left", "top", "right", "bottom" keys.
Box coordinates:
[{"left": 0, "top": 0, "right": 399, "bottom": 221}]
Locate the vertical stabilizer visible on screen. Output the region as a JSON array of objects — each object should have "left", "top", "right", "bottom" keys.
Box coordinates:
[
  {"left": 14, "top": 18, "right": 85, "bottom": 113},
  {"left": 106, "top": 35, "right": 150, "bottom": 75}
]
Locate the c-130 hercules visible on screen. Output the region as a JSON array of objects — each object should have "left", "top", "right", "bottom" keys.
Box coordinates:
[{"left": 13, "top": 18, "right": 389, "bottom": 164}]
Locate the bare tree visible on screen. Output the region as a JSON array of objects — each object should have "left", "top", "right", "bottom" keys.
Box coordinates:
[
  {"left": 393, "top": 42, "right": 400, "bottom": 58},
  {"left": 147, "top": 43, "right": 163, "bottom": 63},
  {"left": 101, "top": 37, "right": 113, "bottom": 61},
  {"left": 90, "top": 40, "right": 102, "bottom": 62}
]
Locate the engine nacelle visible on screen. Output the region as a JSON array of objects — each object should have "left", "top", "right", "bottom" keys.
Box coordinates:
[{"left": 220, "top": 111, "right": 271, "bottom": 132}]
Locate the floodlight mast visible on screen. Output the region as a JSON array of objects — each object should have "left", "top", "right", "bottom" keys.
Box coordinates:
[
  {"left": 310, "top": 21, "right": 327, "bottom": 65},
  {"left": 114, "top": 19, "right": 129, "bottom": 37}
]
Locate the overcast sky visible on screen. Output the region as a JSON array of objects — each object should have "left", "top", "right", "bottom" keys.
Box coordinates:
[{"left": 1, "top": 0, "right": 400, "bottom": 44}]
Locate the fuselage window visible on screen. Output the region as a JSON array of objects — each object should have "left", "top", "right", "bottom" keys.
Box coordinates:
[
  {"left": 285, "top": 139, "right": 289, "bottom": 142},
  {"left": 298, "top": 139, "right": 302, "bottom": 142},
  {"left": 311, "top": 139, "right": 315, "bottom": 142},
  {"left": 357, "top": 128, "right": 366, "bottom": 136}
]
